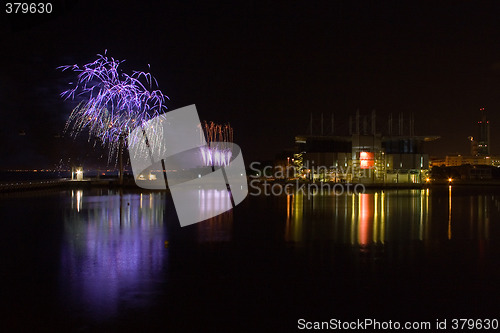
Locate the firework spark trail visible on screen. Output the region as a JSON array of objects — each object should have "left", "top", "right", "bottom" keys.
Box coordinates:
[
  {"left": 59, "top": 51, "right": 168, "bottom": 164},
  {"left": 200, "top": 121, "right": 233, "bottom": 167}
]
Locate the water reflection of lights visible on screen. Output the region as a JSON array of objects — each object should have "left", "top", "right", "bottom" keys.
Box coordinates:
[
  {"left": 71, "top": 190, "right": 83, "bottom": 212},
  {"left": 196, "top": 189, "right": 233, "bottom": 242},
  {"left": 196, "top": 211, "right": 233, "bottom": 243},
  {"left": 199, "top": 189, "right": 232, "bottom": 217},
  {"left": 448, "top": 185, "right": 452, "bottom": 240},
  {"left": 62, "top": 191, "right": 166, "bottom": 319},
  {"left": 474, "top": 195, "right": 490, "bottom": 241},
  {"left": 351, "top": 194, "right": 356, "bottom": 244},
  {"left": 380, "top": 191, "right": 385, "bottom": 244},
  {"left": 373, "top": 192, "right": 379, "bottom": 243},
  {"left": 283, "top": 187, "right": 497, "bottom": 246},
  {"left": 284, "top": 189, "right": 434, "bottom": 245},
  {"left": 285, "top": 193, "right": 303, "bottom": 242},
  {"left": 358, "top": 193, "right": 371, "bottom": 245}
]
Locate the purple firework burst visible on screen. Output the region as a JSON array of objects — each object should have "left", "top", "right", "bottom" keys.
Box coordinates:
[{"left": 59, "top": 51, "right": 168, "bottom": 163}]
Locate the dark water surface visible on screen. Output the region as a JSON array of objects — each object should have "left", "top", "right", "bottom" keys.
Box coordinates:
[{"left": 1, "top": 186, "right": 500, "bottom": 331}]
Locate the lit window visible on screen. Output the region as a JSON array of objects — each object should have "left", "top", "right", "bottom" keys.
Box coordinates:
[{"left": 360, "top": 152, "right": 374, "bottom": 169}]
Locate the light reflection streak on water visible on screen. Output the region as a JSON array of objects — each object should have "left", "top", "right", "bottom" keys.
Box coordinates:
[
  {"left": 283, "top": 187, "right": 491, "bottom": 246},
  {"left": 380, "top": 191, "right": 385, "bottom": 244},
  {"left": 448, "top": 185, "right": 452, "bottom": 240},
  {"left": 484, "top": 195, "right": 489, "bottom": 241},
  {"left": 62, "top": 190, "right": 166, "bottom": 319},
  {"left": 351, "top": 193, "right": 356, "bottom": 244},
  {"left": 420, "top": 189, "right": 424, "bottom": 241},
  {"left": 285, "top": 193, "right": 303, "bottom": 242},
  {"left": 71, "top": 190, "right": 83, "bottom": 212},
  {"left": 196, "top": 189, "right": 233, "bottom": 243},
  {"left": 62, "top": 189, "right": 235, "bottom": 318},
  {"left": 358, "top": 193, "right": 371, "bottom": 246},
  {"left": 373, "top": 192, "right": 378, "bottom": 244}
]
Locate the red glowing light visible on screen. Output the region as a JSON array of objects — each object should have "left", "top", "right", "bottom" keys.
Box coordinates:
[
  {"left": 360, "top": 152, "right": 374, "bottom": 169},
  {"left": 358, "top": 194, "right": 371, "bottom": 245}
]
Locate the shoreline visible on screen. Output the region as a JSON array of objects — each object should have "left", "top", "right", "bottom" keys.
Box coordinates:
[{"left": 2, "top": 176, "right": 500, "bottom": 194}]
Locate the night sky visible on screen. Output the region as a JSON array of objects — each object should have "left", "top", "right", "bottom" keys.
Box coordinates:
[{"left": 2, "top": 0, "right": 500, "bottom": 169}]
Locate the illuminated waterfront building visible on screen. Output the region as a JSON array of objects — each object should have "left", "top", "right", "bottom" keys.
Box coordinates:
[{"left": 292, "top": 111, "right": 439, "bottom": 184}]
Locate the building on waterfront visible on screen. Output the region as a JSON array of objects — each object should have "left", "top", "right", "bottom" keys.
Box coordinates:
[
  {"left": 477, "top": 107, "right": 490, "bottom": 156},
  {"left": 444, "top": 155, "right": 495, "bottom": 167},
  {"left": 290, "top": 111, "right": 439, "bottom": 184},
  {"left": 445, "top": 108, "right": 500, "bottom": 167}
]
